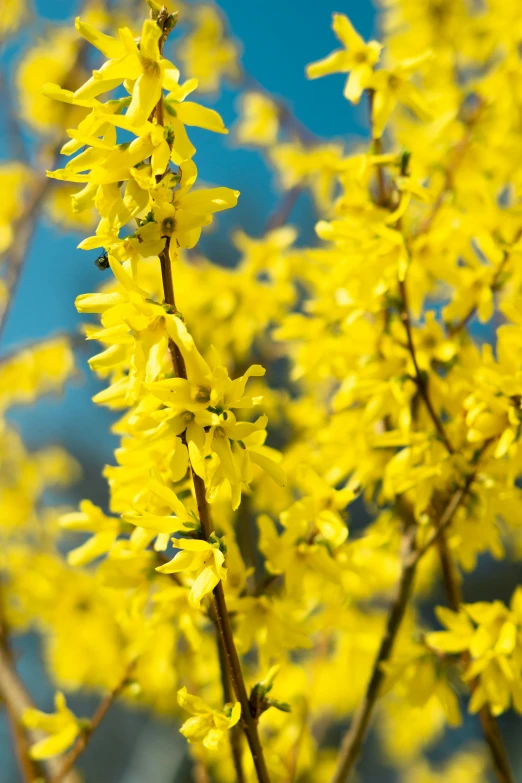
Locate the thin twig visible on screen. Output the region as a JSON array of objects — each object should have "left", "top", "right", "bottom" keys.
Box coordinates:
[
  {"left": 239, "top": 71, "right": 320, "bottom": 148},
  {"left": 216, "top": 634, "right": 246, "bottom": 783},
  {"left": 416, "top": 103, "right": 482, "bottom": 237},
  {"left": 50, "top": 662, "right": 135, "bottom": 783},
  {"left": 0, "top": 177, "right": 54, "bottom": 344},
  {"left": 330, "top": 454, "right": 490, "bottom": 783},
  {"left": 0, "top": 30, "right": 90, "bottom": 345},
  {"left": 398, "top": 277, "right": 454, "bottom": 454},
  {"left": 367, "top": 89, "right": 388, "bottom": 206},
  {"left": 0, "top": 584, "right": 41, "bottom": 782},
  {"left": 0, "top": 645, "right": 81, "bottom": 783},
  {"left": 398, "top": 276, "right": 513, "bottom": 781},
  {"left": 331, "top": 88, "right": 510, "bottom": 783},
  {"left": 330, "top": 524, "right": 417, "bottom": 783},
  {"left": 263, "top": 185, "right": 302, "bottom": 233},
  {"left": 153, "top": 10, "right": 271, "bottom": 782}
]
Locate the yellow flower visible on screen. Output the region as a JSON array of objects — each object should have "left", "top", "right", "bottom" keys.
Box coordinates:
[
  {"left": 150, "top": 160, "right": 239, "bottom": 253},
  {"left": 235, "top": 92, "right": 280, "bottom": 146},
  {"left": 0, "top": 0, "right": 26, "bottom": 39},
  {"left": 426, "top": 590, "right": 522, "bottom": 716},
  {"left": 22, "top": 692, "right": 81, "bottom": 760},
  {"left": 306, "top": 13, "right": 382, "bottom": 103},
  {"left": 73, "top": 17, "right": 180, "bottom": 123},
  {"left": 177, "top": 686, "right": 241, "bottom": 750},
  {"left": 177, "top": 4, "right": 240, "bottom": 93},
  {"left": 0, "top": 336, "right": 75, "bottom": 413},
  {"left": 60, "top": 499, "right": 120, "bottom": 566},
  {"left": 368, "top": 54, "right": 432, "bottom": 138},
  {"left": 156, "top": 537, "right": 227, "bottom": 607},
  {"left": 16, "top": 27, "right": 86, "bottom": 131}
]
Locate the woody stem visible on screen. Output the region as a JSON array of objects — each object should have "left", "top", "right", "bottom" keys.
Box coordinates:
[{"left": 159, "top": 237, "right": 271, "bottom": 783}]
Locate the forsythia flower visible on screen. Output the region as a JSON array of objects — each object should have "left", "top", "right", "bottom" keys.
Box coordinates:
[
  {"left": 404, "top": 749, "right": 488, "bottom": 783},
  {"left": 306, "top": 13, "right": 382, "bottom": 102},
  {"left": 22, "top": 692, "right": 82, "bottom": 759},
  {"left": 427, "top": 590, "right": 522, "bottom": 716},
  {"left": 177, "top": 686, "right": 241, "bottom": 749},
  {"left": 16, "top": 27, "right": 86, "bottom": 132},
  {"left": 177, "top": 4, "right": 240, "bottom": 93},
  {"left": 0, "top": 337, "right": 75, "bottom": 412},
  {"left": 236, "top": 92, "right": 280, "bottom": 146},
  {"left": 156, "top": 536, "right": 227, "bottom": 608}
]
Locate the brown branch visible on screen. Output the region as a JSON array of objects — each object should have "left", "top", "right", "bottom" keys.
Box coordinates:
[
  {"left": 399, "top": 276, "right": 513, "bottom": 781},
  {"left": 0, "top": 645, "right": 81, "bottom": 783},
  {"left": 416, "top": 103, "right": 482, "bottom": 237},
  {"left": 152, "top": 10, "right": 271, "bottom": 782},
  {"left": 332, "top": 87, "right": 510, "bottom": 781},
  {"left": 216, "top": 634, "right": 246, "bottom": 783},
  {"left": 239, "top": 71, "right": 320, "bottom": 148},
  {"left": 367, "top": 89, "right": 388, "bottom": 207},
  {"left": 263, "top": 185, "right": 302, "bottom": 233},
  {"left": 398, "top": 277, "right": 455, "bottom": 454},
  {"left": 330, "top": 524, "right": 418, "bottom": 783},
  {"left": 0, "top": 29, "right": 91, "bottom": 346},
  {"left": 0, "top": 177, "right": 54, "bottom": 344},
  {"left": 330, "top": 454, "right": 491, "bottom": 783},
  {"left": 398, "top": 275, "right": 513, "bottom": 781},
  {"left": 407, "top": 440, "right": 492, "bottom": 567},
  {"left": 0, "top": 584, "right": 41, "bottom": 782},
  {"left": 50, "top": 663, "right": 134, "bottom": 783}
]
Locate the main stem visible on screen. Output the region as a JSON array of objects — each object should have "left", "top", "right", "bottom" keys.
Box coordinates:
[
  {"left": 159, "top": 239, "right": 271, "bottom": 783},
  {"left": 216, "top": 634, "right": 246, "bottom": 783},
  {"left": 151, "top": 11, "right": 270, "bottom": 779}
]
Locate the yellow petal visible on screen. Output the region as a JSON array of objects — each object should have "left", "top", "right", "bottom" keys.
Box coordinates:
[
  {"left": 75, "top": 18, "right": 123, "bottom": 58},
  {"left": 29, "top": 724, "right": 79, "bottom": 760},
  {"left": 175, "top": 102, "right": 228, "bottom": 134},
  {"left": 140, "top": 19, "right": 162, "bottom": 62}
]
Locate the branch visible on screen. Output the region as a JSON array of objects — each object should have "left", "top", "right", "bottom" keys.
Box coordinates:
[
  {"left": 0, "top": 177, "right": 54, "bottom": 344},
  {"left": 330, "top": 524, "right": 417, "bottom": 783},
  {"left": 367, "top": 89, "right": 388, "bottom": 207},
  {"left": 0, "top": 645, "right": 81, "bottom": 783},
  {"left": 416, "top": 102, "right": 483, "bottom": 237},
  {"left": 0, "top": 585, "right": 41, "bottom": 782},
  {"left": 153, "top": 11, "right": 271, "bottom": 782},
  {"left": 263, "top": 185, "right": 302, "bottom": 233},
  {"left": 0, "top": 29, "right": 91, "bottom": 346},
  {"left": 331, "top": 88, "right": 510, "bottom": 782},
  {"left": 398, "top": 277, "right": 455, "bottom": 454},
  {"left": 239, "top": 70, "right": 320, "bottom": 148},
  {"left": 49, "top": 662, "right": 135, "bottom": 783},
  {"left": 216, "top": 634, "right": 246, "bottom": 783}
]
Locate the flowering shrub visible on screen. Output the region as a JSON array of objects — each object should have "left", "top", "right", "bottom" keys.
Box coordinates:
[{"left": 1, "top": 1, "right": 522, "bottom": 782}]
